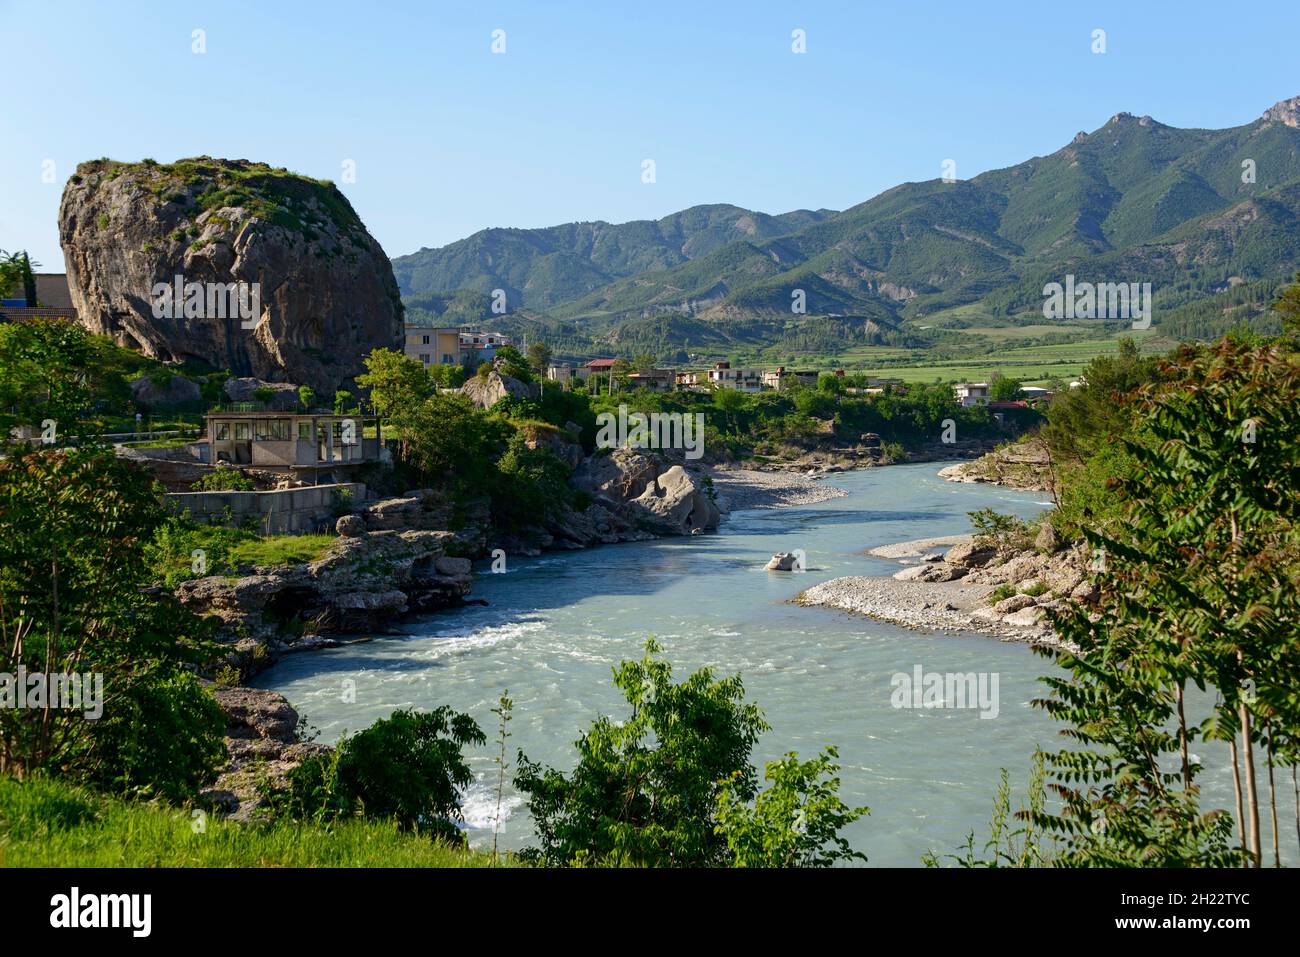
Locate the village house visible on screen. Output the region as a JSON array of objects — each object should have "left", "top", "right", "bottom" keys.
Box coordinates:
[
  {"left": 546, "top": 363, "right": 588, "bottom": 386},
  {"left": 402, "top": 324, "right": 513, "bottom": 368},
  {"left": 0, "top": 272, "right": 79, "bottom": 323},
  {"left": 403, "top": 325, "right": 461, "bottom": 367},
  {"left": 762, "top": 367, "right": 820, "bottom": 390},
  {"left": 707, "top": 361, "right": 764, "bottom": 392},
  {"left": 626, "top": 369, "right": 676, "bottom": 392},
  {"left": 953, "top": 381, "right": 991, "bottom": 407}
]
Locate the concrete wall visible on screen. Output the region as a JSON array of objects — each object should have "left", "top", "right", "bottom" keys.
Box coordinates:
[{"left": 166, "top": 482, "right": 366, "bottom": 535}]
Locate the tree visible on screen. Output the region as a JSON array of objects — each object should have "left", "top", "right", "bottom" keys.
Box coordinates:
[
  {"left": 394, "top": 391, "right": 506, "bottom": 489},
  {"left": 356, "top": 348, "right": 430, "bottom": 417},
  {"left": 988, "top": 376, "right": 1023, "bottom": 401},
  {"left": 1029, "top": 336, "right": 1299, "bottom": 867},
  {"left": 0, "top": 447, "right": 225, "bottom": 799},
  {"left": 515, "top": 640, "right": 866, "bottom": 867},
  {"left": 492, "top": 432, "right": 574, "bottom": 529},
  {"left": 609, "top": 357, "right": 632, "bottom": 391},
  {"left": 1273, "top": 270, "right": 1300, "bottom": 339},
  {"left": 495, "top": 345, "right": 534, "bottom": 382},
  {"left": 297, "top": 385, "right": 316, "bottom": 411},
  {"left": 526, "top": 342, "right": 553, "bottom": 374},
  {"left": 0, "top": 318, "right": 96, "bottom": 445},
  {"left": 1039, "top": 338, "right": 1155, "bottom": 469},
  {"left": 633, "top": 352, "right": 657, "bottom": 373},
  {"left": 0, "top": 249, "right": 38, "bottom": 303},
  {"left": 713, "top": 387, "right": 748, "bottom": 433}
]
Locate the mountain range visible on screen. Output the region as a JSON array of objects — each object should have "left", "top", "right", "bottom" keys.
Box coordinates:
[{"left": 392, "top": 96, "right": 1300, "bottom": 354}]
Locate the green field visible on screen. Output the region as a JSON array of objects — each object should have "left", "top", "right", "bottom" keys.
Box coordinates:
[{"left": 806, "top": 330, "right": 1171, "bottom": 385}]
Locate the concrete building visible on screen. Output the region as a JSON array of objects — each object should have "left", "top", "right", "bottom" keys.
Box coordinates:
[
  {"left": 0, "top": 272, "right": 78, "bottom": 323},
  {"left": 953, "top": 382, "right": 991, "bottom": 407},
  {"left": 402, "top": 324, "right": 513, "bottom": 368},
  {"left": 546, "top": 364, "right": 588, "bottom": 386},
  {"left": 206, "top": 411, "right": 382, "bottom": 482},
  {"left": 626, "top": 369, "right": 676, "bottom": 392},
  {"left": 404, "top": 325, "right": 461, "bottom": 367},
  {"left": 708, "top": 362, "right": 764, "bottom": 392},
  {"left": 762, "top": 367, "right": 820, "bottom": 390}
]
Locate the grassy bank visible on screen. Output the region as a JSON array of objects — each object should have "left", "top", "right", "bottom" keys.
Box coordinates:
[{"left": 0, "top": 776, "right": 512, "bottom": 868}]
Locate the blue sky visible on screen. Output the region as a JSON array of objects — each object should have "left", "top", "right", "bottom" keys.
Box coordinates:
[{"left": 3, "top": 0, "right": 1298, "bottom": 271}]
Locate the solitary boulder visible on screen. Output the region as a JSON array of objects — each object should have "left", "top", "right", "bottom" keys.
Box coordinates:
[
  {"left": 129, "top": 373, "right": 201, "bottom": 408},
  {"left": 335, "top": 514, "right": 365, "bottom": 537},
  {"left": 945, "top": 541, "right": 998, "bottom": 567},
  {"left": 993, "top": 593, "right": 1038, "bottom": 614},
  {"left": 1034, "top": 521, "right": 1062, "bottom": 554},
  {"left": 459, "top": 370, "right": 540, "bottom": 410}
]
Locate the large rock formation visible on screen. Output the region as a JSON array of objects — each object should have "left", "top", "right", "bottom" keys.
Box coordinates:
[
  {"left": 58, "top": 157, "right": 403, "bottom": 395},
  {"left": 459, "top": 370, "right": 540, "bottom": 409},
  {"left": 570, "top": 449, "right": 721, "bottom": 536}
]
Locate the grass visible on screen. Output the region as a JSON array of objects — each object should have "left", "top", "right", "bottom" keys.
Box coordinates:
[
  {"left": 0, "top": 775, "right": 513, "bottom": 867},
  {"left": 226, "top": 533, "right": 337, "bottom": 569},
  {"left": 148, "top": 524, "right": 340, "bottom": 588}
]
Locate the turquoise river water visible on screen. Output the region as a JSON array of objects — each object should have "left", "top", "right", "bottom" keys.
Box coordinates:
[{"left": 257, "top": 462, "right": 1293, "bottom": 865}]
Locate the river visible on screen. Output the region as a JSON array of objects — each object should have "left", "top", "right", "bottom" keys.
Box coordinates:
[{"left": 257, "top": 462, "right": 1293, "bottom": 866}]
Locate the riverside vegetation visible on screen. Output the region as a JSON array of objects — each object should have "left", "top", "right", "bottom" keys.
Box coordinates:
[{"left": 1, "top": 273, "right": 1298, "bottom": 866}]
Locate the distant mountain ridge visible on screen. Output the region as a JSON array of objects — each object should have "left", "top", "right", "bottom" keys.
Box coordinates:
[
  {"left": 393, "top": 96, "right": 1300, "bottom": 342},
  {"left": 392, "top": 204, "right": 836, "bottom": 311}
]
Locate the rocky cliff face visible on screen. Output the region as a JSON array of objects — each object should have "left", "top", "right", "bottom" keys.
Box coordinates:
[{"left": 58, "top": 157, "right": 403, "bottom": 395}]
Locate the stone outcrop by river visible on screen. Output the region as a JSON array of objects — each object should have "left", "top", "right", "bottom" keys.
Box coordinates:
[
  {"left": 937, "top": 437, "right": 1054, "bottom": 491},
  {"left": 797, "top": 525, "right": 1095, "bottom": 646}
]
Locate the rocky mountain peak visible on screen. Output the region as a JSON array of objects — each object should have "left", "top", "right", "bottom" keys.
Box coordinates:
[{"left": 1262, "top": 95, "right": 1300, "bottom": 129}]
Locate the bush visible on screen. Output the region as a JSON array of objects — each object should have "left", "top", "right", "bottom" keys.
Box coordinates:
[
  {"left": 190, "top": 465, "right": 253, "bottom": 492},
  {"left": 967, "top": 508, "right": 1031, "bottom": 557},
  {"left": 515, "top": 639, "right": 866, "bottom": 867},
  {"left": 78, "top": 669, "right": 227, "bottom": 802},
  {"left": 282, "top": 707, "right": 485, "bottom": 843}
]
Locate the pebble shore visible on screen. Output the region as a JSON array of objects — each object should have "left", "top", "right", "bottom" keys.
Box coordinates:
[{"left": 707, "top": 466, "right": 849, "bottom": 510}]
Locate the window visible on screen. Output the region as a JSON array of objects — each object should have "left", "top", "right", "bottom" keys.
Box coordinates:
[
  {"left": 234, "top": 423, "right": 251, "bottom": 440},
  {"left": 442, "top": 354, "right": 454, "bottom": 364},
  {"left": 298, "top": 421, "right": 312, "bottom": 441},
  {"left": 419, "top": 353, "right": 430, "bottom": 364},
  {"left": 215, "top": 422, "right": 231, "bottom": 441},
  {"left": 255, "top": 419, "right": 290, "bottom": 441},
  {"left": 422, "top": 334, "right": 430, "bottom": 345}
]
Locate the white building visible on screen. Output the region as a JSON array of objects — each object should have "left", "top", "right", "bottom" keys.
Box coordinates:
[
  {"left": 708, "top": 362, "right": 764, "bottom": 392},
  {"left": 953, "top": 382, "right": 991, "bottom": 407}
]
